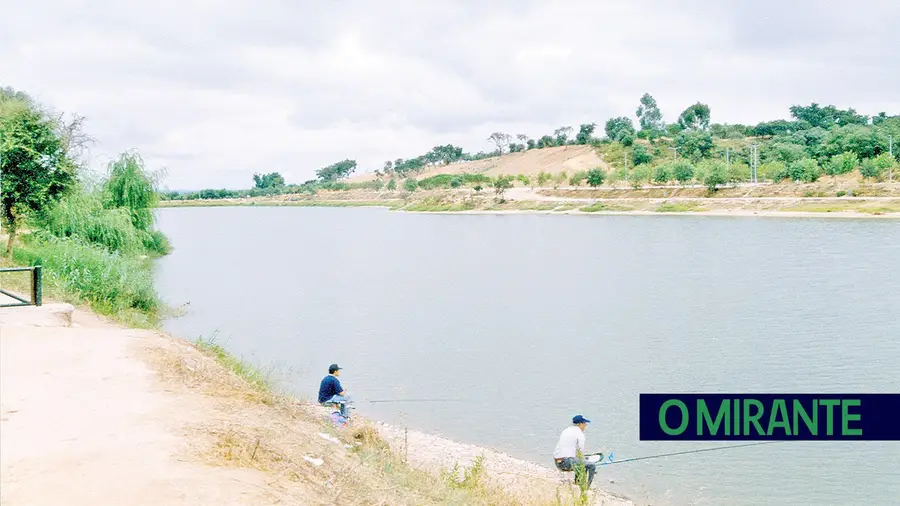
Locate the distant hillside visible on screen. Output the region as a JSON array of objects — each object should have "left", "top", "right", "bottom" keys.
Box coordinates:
[{"left": 352, "top": 145, "right": 608, "bottom": 182}]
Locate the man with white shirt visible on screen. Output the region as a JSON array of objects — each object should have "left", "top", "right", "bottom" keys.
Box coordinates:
[{"left": 553, "top": 414, "right": 598, "bottom": 488}]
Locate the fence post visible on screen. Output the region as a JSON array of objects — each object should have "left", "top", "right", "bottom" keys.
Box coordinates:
[{"left": 32, "top": 266, "right": 42, "bottom": 306}]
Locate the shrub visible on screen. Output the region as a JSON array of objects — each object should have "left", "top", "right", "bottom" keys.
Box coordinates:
[
  {"left": 630, "top": 164, "right": 651, "bottom": 189},
  {"left": 672, "top": 161, "right": 694, "bottom": 184},
  {"left": 386, "top": 179, "right": 397, "bottom": 191},
  {"left": 704, "top": 161, "right": 728, "bottom": 191},
  {"left": 759, "top": 161, "right": 786, "bottom": 181},
  {"left": 569, "top": 171, "right": 587, "bottom": 186},
  {"left": 783, "top": 158, "right": 822, "bottom": 182},
  {"left": 536, "top": 171, "right": 551, "bottom": 187},
  {"left": 652, "top": 164, "right": 672, "bottom": 184},
  {"left": 586, "top": 169, "right": 605, "bottom": 187},
  {"left": 403, "top": 178, "right": 418, "bottom": 192},
  {"left": 826, "top": 152, "right": 859, "bottom": 175}
]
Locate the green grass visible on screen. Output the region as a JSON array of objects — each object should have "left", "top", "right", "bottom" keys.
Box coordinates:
[
  {"left": 9, "top": 234, "right": 159, "bottom": 326},
  {"left": 194, "top": 334, "right": 273, "bottom": 394},
  {"left": 654, "top": 201, "right": 704, "bottom": 212},
  {"left": 578, "top": 202, "right": 633, "bottom": 213}
]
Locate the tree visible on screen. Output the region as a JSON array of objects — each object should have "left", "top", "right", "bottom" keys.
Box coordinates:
[
  {"left": 253, "top": 172, "right": 285, "bottom": 189},
  {"left": 586, "top": 169, "right": 605, "bottom": 187},
  {"left": 403, "top": 178, "right": 418, "bottom": 192},
  {"left": 790, "top": 103, "right": 868, "bottom": 128},
  {"left": 576, "top": 123, "right": 596, "bottom": 145},
  {"left": 604, "top": 117, "right": 635, "bottom": 142},
  {"left": 632, "top": 144, "right": 653, "bottom": 166},
  {"left": 492, "top": 175, "right": 513, "bottom": 201},
  {"left": 103, "top": 151, "right": 161, "bottom": 232},
  {"left": 784, "top": 158, "right": 822, "bottom": 183},
  {"left": 488, "top": 132, "right": 512, "bottom": 156},
  {"left": 386, "top": 179, "right": 397, "bottom": 191},
  {"left": 825, "top": 152, "right": 859, "bottom": 175},
  {"left": 672, "top": 161, "right": 694, "bottom": 184},
  {"left": 652, "top": 164, "right": 671, "bottom": 184},
  {"left": 678, "top": 103, "right": 711, "bottom": 131},
  {"left": 516, "top": 174, "right": 530, "bottom": 187},
  {"left": 526, "top": 138, "right": 536, "bottom": 150},
  {"left": 536, "top": 135, "right": 555, "bottom": 149},
  {"left": 383, "top": 160, "right": 394, "bottom": 174},
  {"left": 554, "top": 126, "right": 573, "bottom": 146},
  {"left": 630, "top": 164, "right": 651, "bottom": 189},
  {"left": 316, "top": 159, "right": 357, "bottom": 182},
  {"left": 1, "top": 99, "right": 76, "bottom": 255},
  {"left": 703, "top": 161, "right": 728, "bottom": 191},
  {"left": 636, "top": 93, "right": 663, "bottom": 134},
  {"left": 675, "top": 130, "right": 714, "bottom": 160},
  {"left": 516, "top": 134, "right": 530, "bottom": 149}
]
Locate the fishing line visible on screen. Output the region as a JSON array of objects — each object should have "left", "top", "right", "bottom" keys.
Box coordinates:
[
  {"left": 599, "top": 440, "right": 786, "bottom": 466},
  {"left": 364, "top": 398, "right": 463, "bottom": 404}
]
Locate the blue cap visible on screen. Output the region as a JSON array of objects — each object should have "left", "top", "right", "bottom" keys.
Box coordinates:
[{"left": 573, "top": 415, "right": 591, "bottom": 424}]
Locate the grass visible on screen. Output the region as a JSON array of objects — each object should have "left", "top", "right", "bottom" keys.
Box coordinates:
[
  {"left": 655, "top": 201, "right": 705, "bottom": 212},
  {"left": 7, "top": 234, "right": 160, "bottom": 327},
  {"left": 145, "top": 329, "right": 593, "bottom": 505},
  {"left": 781, "top": 201, "right": 900, "bottom": 214},
  {"left": 578, "top": 202, "right": 634, "bottom": 213}
]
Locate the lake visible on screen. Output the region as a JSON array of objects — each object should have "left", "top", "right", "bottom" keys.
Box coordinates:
[{"left": 154, "top": 206, "right": 900, "bottom": 505}]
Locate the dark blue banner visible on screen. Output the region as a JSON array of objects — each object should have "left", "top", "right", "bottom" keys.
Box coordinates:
[{"left": 639, "top": 394, "right": 900, "bottom": 440}]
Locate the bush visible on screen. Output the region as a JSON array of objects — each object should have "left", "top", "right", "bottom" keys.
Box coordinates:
[
  {"left": 783, "top": 158, "right": 822, "bottom": 182},
  {"left": 536, "top": 171, "right": 551, "bottom": 187},
  {"left": 672, "top": 161, "right": 694, "bottom": 184},
  {"left": 386, "top": 179, "right": 397, "bottom": 191},
  {"left": 586, "top": 169, "right": 605, "bottom": 187},
  {"left": 13, "top": 234, "right": 159, "bottom": 317},
  {"left": 652, "top": 164, "right": 671, "bottom": 184},
  {"left": 450, "top": 176, "right": 462, "bottom": 188},
  {"left": 704, "top": 161, "right": 728, "bottom": 191},
  {"left": 630, "top": 164, "right": 651, "bottom": 189},
  {"left": 759, "top": 161, "right": 786, "bottom": 181},
  {"left": 569, "top": 171, "right": 587, "bottom": 186},
  {"left": 403, "top": 178, "right": 418, "bottom": 192},
  {"left": 473, "top": 185, "right": 483, "bottom": 192},
  {"left": 826, "top": 152, "right": 859, "bottom": 175},
  {"left": 632, "top": 145, "right": 653, "bottom": 166}
]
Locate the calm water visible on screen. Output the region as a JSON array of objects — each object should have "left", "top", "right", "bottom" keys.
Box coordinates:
[{"left": 154, "top": 207, "right": 900, "bottom": 506}]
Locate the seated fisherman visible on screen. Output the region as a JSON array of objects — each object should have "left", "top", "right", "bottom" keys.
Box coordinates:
[
  {"left": 318, "top": 363, "right": 349, "bottom": 416},
  {"left": 553, "top": 414, "right": 599, "bottom": 488}
]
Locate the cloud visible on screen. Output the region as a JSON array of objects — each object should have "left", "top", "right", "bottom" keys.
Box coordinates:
[{"left": 1, "top": 0, "right": 896, "bottom": 189}]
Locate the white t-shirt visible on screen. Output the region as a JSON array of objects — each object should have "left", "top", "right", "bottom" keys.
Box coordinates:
[{"left": 553, "top": 426, "right": 586, "bottom": 459}]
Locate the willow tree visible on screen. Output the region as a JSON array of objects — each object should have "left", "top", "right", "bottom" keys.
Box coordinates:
[{"left": 102, "top": 151, "right": 160, "bottom": 232}]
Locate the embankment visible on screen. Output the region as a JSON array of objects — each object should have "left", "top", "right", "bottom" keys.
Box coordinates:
[{"left": 0, "top": 302, "right": 631, "bottom": 506}]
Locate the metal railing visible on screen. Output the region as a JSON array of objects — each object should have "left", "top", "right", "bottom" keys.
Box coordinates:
[{"left": 0, "top": 266, "right": 43, "bottom": 307}]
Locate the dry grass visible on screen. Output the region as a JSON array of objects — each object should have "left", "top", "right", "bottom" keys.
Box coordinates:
[{"left": 139, "top": 333, "right": 598, "bottom": 506}]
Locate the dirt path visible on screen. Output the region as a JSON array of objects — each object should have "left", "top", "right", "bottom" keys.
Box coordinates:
[{"left": 0, "top": 305, "right": 302, "bottom": 506}]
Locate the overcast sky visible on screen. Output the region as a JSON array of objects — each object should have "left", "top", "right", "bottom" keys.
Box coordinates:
[{"left": 3, "top": 0, "right": 898, "bottom": 190}]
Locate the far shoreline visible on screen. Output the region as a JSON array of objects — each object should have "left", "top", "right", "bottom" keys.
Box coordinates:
[{"left": 158, "top": 197, "right": 900, "bottom": 219}]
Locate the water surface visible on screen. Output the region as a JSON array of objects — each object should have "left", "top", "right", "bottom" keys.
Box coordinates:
[{"left": 155, "top": 207, "right": 900, "bottom": 505}]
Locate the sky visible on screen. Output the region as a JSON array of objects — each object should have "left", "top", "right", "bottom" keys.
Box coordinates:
[{"left": 2, "top": 0, "right": 898, "bottom": 190}]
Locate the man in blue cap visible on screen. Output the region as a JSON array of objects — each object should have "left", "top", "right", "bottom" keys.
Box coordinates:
[
  {"left": 318, "top": 363, "right": 349, "bottom": 416},
  {"left": 553, "top": 414, "right": 598, "bottom": 488}
]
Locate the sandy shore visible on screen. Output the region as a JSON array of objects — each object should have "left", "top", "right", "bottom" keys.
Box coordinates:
[
  {"left": 375, "top": 422, "right": 633, "bottom": 505},
  {"left": 1, "top": 302, "right": 631, "bottom": 505}
]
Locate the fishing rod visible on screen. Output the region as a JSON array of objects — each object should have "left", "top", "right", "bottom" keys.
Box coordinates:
[
  {"left": 598, "top": 440, "right": 786, "bottom": 466},
  {"left": 364, "top": 398, "right": 463, "bottom": 404}
]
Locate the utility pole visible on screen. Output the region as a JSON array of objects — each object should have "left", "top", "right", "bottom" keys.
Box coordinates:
[{"left": 750, "top": 144, "right": 759, "bottom": 183}]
